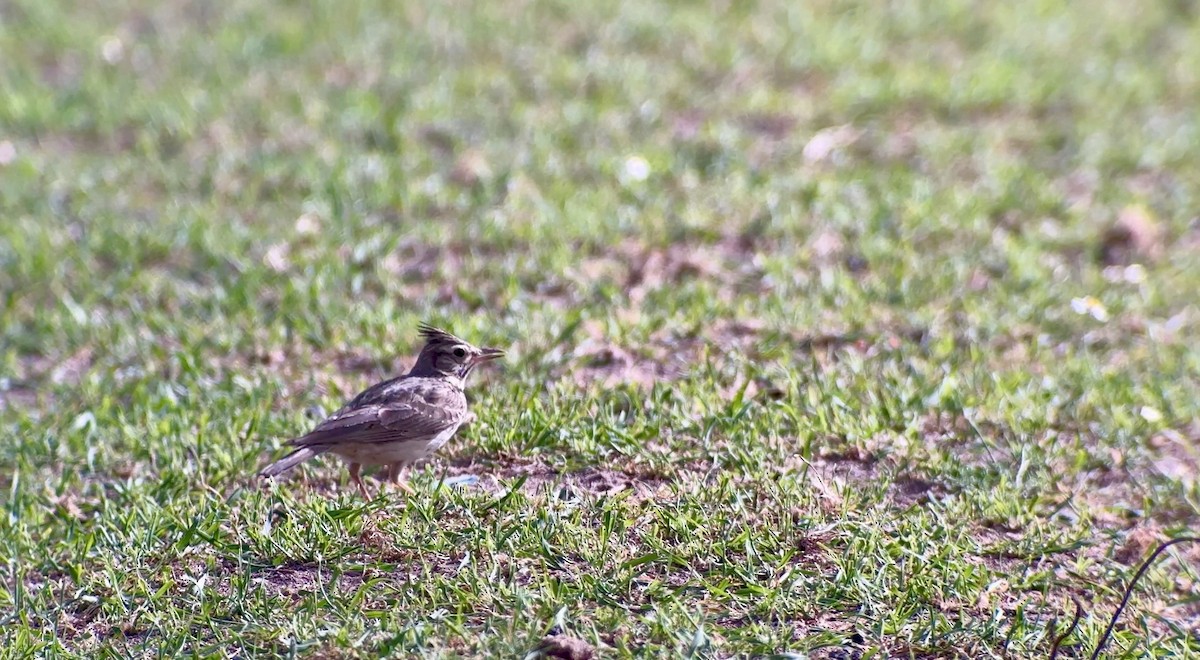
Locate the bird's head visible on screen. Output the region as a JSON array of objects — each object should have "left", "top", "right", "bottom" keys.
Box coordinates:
[{"left": 409, "top": 323, "right": 505, "bottom": 383}]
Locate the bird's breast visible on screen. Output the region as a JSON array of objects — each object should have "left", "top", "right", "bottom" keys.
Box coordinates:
[{"left": 327, "top": 423, "right": 463, "bottom": 465}]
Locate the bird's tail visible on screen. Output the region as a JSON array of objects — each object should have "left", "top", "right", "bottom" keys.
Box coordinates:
[{"left": 258, "top": 446, "right": 327, "bottom": 478}]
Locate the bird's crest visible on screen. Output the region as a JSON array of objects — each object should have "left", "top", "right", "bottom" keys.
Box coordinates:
[{"left": 418, "top": 323, "right": 464, "bottom": 345}]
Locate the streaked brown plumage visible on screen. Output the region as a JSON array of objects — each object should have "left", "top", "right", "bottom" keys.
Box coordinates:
[{"left": 259, "top": 323, "right": 504, "bottom": 497}]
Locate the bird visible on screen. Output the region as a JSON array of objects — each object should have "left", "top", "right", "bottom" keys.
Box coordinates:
[{"left": 259, "top": 323, "right": 504, "bottom": 497}]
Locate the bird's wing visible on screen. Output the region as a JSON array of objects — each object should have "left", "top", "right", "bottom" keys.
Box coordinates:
[{"left": 289, "top": 381, "right": 466, "bottom": 447}]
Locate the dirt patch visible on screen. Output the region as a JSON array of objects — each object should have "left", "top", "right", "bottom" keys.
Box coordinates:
[
  {"left": 49, "top": 347, "right": 95, "bottom": 385},
  {"left": 1114, "top": 524, "right": 1168, "bottom": 566},
  {"left": 969, "top": 514, "right": 1200, "bottom": 647},
  {"left": 249, "top": 561, "right": 367, "bottom": 599},
  {"left": 17, "top": 568, "right": 132, "bottom": 651},
  {"left": 440, "top": 457, "right": 676, "bottom": 504},
  {"left": 920, "top": 412, "right": 1200, "bottom": 528},
  {"left": 889, "top": 475, "right": 943, "bottom": 507},
  {"left": 705, "top": 319, "right": 929, "bottom": 361},
  {"left": 557, "top": 314, "right": 930, "bottom": 391},
  {"left": 787, "top": 449, "right": 953, "bottom": 514},
  {"left": 0, "top": 382, "right": 39, "bottom": 411},
  {"left": 787, "top": 451, "right": 880, "bottom": 513},
  {"left": 2, "top": 346, "right": 97, "bottom": 410},
  {"left": 257, "top": 450, "right": 689, "bottom": 507},
  {"left": 1147, "top": 425, "right": 1200, "bottom": 491},
  {"left": 740, "top": 112, "right": 797, "bottom": 140},
  {"left": 1058, "top": 449, "right": 1199, "bottom": 528},
  {"left": 572, "top": 237, "right": 768, "bottom": 307},
  {"left": 565, "top": 332, "right": 691, "bottom": 389},
  {"left": 1098, "top": 205, "right": 1166, "bottom": 266},
  {"left": 530, "top": 632, "right": 597, "bottom": 660}
]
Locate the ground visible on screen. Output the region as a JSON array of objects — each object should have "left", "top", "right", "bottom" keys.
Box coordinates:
[{"left": 2, "top": 0, "right": 1199, "bottom": 657}]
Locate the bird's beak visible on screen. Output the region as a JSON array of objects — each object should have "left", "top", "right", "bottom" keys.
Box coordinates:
[{"left": 472, "top": 347, "right": 506, "bottom": 365}]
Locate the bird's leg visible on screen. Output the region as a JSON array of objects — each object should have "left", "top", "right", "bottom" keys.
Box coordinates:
[
  {"left": 386, "top": 463, "right": 415, "bottom": 495},
  {"left": 349, "top": 462, "right": 371, "bottom": 499}
]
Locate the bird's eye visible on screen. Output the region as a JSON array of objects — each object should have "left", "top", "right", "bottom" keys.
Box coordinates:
[{"left": 452, "top": 347, "right": 467, "bottom": 358}]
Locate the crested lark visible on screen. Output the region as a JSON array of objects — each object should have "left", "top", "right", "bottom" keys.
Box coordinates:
[{"left": 259, "top": 323, "right": 504, "bottom": 497}]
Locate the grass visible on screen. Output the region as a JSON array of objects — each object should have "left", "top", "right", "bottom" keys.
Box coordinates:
[{"left": 2, "top": 0, "right": 1200, "bottom": 656}]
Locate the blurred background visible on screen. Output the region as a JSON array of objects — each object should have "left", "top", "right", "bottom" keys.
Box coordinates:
[
  {"left": 2, "top": 0, "right": 1199, "bottom": 656},
  {"left": 4, "top": 0, "right": 1199, "bottom": 369}
]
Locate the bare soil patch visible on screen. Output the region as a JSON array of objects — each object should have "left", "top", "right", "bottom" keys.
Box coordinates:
[{"left": 440, "top": 456, "right": 677, "bottom": 503}]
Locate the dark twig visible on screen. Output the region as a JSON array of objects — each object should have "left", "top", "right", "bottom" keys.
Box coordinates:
[
  {"left": 1047, "top": 597, "right": 1083, "bottom": 660},
  {"left": 1087, "top": 536, "right": 1200, "bottom": 660}
]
